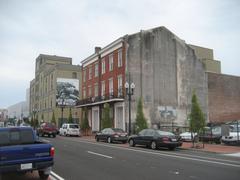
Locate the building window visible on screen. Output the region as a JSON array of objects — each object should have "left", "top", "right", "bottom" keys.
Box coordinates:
[
  {"left": 88, "top": 85, "right": 92, "bottom": 97},
  {"left": 117, "top": 75, "right": 123, "bottom": 96},
  {"left": 94, "top": 83, "right": 98, "bottom": 97},
  {"left": 101, "top": 81, "right": 105, "bottom": 97},
  {"left": 109, "top": 54, "right": 114, "bottom": 71},
  {"left": 89, "top": 66, "right": 92, "bottom": 80},
  {"left": 51, "top": 74, "right": 53, "bottom": 90},
  {"left": 94, "top": 63, "right": 98, "bottom": 77},
  {"left": 72, "top": 72, "right": 77, "bottom": 78},
  {"left": 118, "top": 49, "right": 122, "bottom": 67},
  {"left": 101, "top": 59, "right": 105, "bottom": 74},
  {"left": 109, "top": 78, "right": 113, "bottom": 96},
  {"left": 83, "top": 87, "right": 86, "bottom": 99},
  {"left": 83, "top": 69, "right": 86, "bottom": 82}
]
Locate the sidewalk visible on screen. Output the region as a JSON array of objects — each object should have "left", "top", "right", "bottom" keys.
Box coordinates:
[
  {"left": 181, "top": 142, "right": 240, "bottom": 154},
  {"left": 80, "top": 135, "right": 240, "bottom": 154}
]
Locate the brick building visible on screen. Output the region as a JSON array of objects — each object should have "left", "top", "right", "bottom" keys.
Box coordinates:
[
  {"left": 208, "top": 72, "right": 240, "bottom": 123},
  {"left": 77, "top": 39, "right": 126, "bottom": 131}
]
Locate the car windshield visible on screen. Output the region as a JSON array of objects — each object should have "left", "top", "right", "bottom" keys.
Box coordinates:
[
  {"left": 156, "top": 130, "right": 174, "bottom": 136},
  {"left": 69, "top": 124, "right": 79, "bottom": 129},
  {"left": 112, "top": 128, "right": 124, "bottom": 133}
]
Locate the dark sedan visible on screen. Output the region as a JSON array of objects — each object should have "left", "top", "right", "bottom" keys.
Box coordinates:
[
  {"left": 95, "top": 128, "right": 128, "bottom": 143},
  {"left": 128, "top": 129, "right": 182, "bottom": 150}
]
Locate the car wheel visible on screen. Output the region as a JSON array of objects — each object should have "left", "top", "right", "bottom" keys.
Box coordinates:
[
  {"left": 38, "top": 170, "right": 49, "bottom": 180},
  {"left": 64, "top": 132, "right": 66, "bottom": 136},
  {"left": 122, "top": 140, "right": 127, "bottom": 144},
  {"left": 53, "top": 134, "right": 56, "bottom": 138},
  {"left": 107, "top": 137, "right": 112, "bottom": 143},
  {"left": 129, "top": 139, "right": 135, "bottom": 147},
  {"left": 151, "top": 141, "right": 157, "bottom": 150},
  {"left": 96, "top": 137, "right": 99, "bottom": 142}
]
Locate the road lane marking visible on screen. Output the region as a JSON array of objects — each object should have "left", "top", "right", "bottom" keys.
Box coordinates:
[
  {"left": 62, "top": 137, "right": 240, "bottom": 164},
  {"left": 50, "top": 171, "right": 65, "bottom": 180},
  {"left": 87, "top": 151, "right": 113, "bottom": 159},
  {"left": 42, "top": 138, "right": 50, "bottom": 143},
  {"left": 58, "top": 138, "right": 240, "bottom": 168}
]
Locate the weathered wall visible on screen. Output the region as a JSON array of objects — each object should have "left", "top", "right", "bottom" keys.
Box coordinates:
[
  {"left": 208, "top": 72, "right": 240, "bottom": 123},
  {"left": 176, "top": 41, "right": 208, "bottom": 127},
  {"left": 126, "top": 27, "right": 208, "bottom": 127}
]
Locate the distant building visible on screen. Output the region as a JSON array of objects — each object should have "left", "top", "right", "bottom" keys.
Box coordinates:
[
  {"left": 30, "top": 54, "right": 82, "bottom": 127},
  {"left": 189, "top": 44, "right": 221, "bottom": 74},
  {"left": 0, "top": 109, "right": 8, "bottom": 122},
  {"left": 7, "top": 101, "right": 28, "bottom": 120}
]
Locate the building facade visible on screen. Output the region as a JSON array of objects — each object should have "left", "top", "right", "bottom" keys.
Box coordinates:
[
  {"left": 77, "top": 39, "right": 126, "bottom": 132},
  {"left": 208, "top": 72, "right": 240, "bottom": 123},
  {"left": 77, "top": 26, "right": 209, "bottom": 132},
  {"left": 30, "top": 54, "right": 82, "bottom": 127}
]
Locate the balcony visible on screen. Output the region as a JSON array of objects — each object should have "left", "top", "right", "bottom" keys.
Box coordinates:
[{"left": 76, "top": 92, "right": 124, "bottom": 107}]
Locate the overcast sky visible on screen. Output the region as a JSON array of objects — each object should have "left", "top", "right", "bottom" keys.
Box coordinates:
[{"left": 0, "top": 0, "right": 239, "bottom": 108}]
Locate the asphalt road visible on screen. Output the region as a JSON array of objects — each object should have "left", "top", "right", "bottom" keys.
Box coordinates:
[{"left": 46, "top": 136, "right": 240, "bottom": 180}]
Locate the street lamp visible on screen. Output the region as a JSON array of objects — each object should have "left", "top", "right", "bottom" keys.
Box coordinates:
[
  {"left": 125, "top": 81, "right": 135, "bottom": 135},
  {"left": 60, "top": 98, "right": 66, "bottom": 125}
]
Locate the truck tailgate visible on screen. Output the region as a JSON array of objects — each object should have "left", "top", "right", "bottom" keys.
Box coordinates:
[{"left": 0, "top": 143, "right": 53, "bottom": 172}]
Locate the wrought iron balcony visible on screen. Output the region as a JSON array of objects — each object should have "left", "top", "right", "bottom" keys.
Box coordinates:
[{"left": 76, "top": 92, "right": 124, "bottom": 106}]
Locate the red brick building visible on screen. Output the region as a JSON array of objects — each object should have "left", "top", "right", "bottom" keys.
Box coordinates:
[
  {"left": 208, "top": 72, "right": 240, "bottom": 124},
  {"left": 77, "top": 38, "right": 127, "bottom": 131}
]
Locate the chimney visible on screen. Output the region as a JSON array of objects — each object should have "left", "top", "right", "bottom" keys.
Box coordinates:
[{"left": 95, "top": 47, "right": 101, "bottom": 54}]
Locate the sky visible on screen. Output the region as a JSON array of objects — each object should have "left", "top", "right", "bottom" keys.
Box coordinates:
[{"left": 0, "top": 0, "right": 240, "bottom": 108}]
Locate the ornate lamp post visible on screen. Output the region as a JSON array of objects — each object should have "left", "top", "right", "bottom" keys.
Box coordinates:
[{"left": 125, "top": 81, "right": 135, "bottom": 135}]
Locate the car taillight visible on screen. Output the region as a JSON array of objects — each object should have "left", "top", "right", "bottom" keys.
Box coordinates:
[
  {"left": 162, "top": 137, "right": 170, "bottom": 142},
  {"left": 50, "top": 147, "right": 55, "bottom": 157}
]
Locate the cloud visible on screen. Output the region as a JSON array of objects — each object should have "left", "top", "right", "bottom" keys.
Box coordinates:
[{"left": 0, "top": 0, "right": 240, "bottom": 108}]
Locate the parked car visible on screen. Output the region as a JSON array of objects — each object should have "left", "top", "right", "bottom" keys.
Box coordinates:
[
  {"left": 179, "top": 132, "right": 197, "bottom": 142},
  {"left": 37, "top": 122, "right": 58, "bottom": 138},
  {"left": 128, "top": 129, "right": 182, "bottom": 150},
  {"left": 222, "top": 127, "right": 240, "bottom": 145},
  {"left": 198, "top": 126, "right": 222, "bottom": 144},
  {"left": 95, "top": 128, "right": 128, "bottom": 143},
  {"left": 0, "top": 127, "right": 54, "bottom": 179},
  {"left": 59, "top": 123, "right": 80, "bottom": 136}
]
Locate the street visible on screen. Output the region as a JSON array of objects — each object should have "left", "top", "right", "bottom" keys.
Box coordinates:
[
  {"left": 1, "top": 136, "right": 239, "bottom": 180},
  {"left": 50, "top": 136, "right": 240, "bottom": 180}
]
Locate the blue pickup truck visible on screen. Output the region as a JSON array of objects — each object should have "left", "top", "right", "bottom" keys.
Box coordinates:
[{"left": 0, "top": 127, "right": 54, "bottom": 179}]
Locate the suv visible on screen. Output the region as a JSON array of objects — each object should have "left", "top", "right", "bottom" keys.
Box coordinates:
[
  {"left": 37, "top": 122, "right": 58, "bottom": 138},
  {"left": 59, "top": 123, "right": 80, "bottom": 136}
]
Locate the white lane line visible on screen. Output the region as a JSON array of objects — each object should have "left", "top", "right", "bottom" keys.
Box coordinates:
[
  {"left": 223, "top": 152, "right": 240, "bottom": 157},
  {"left": 50, "top": 171, "right": 65, "bottom": 180},
  {"left": 87, "top": 151, "right": 113, "bottom": 159},
  {"left": 63, "top": 138, "right": 240, "bottom": 168},
  {"left": 42, "top": 139, "right": 50, "bottom": 143},
  {"left": 66, "top": 138, "right": 240, "bottom": 164}
]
